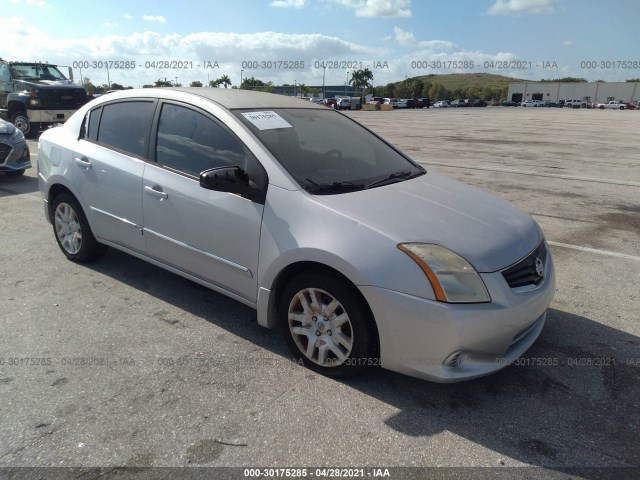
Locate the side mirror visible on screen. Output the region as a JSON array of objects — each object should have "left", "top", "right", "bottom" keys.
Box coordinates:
[
  {"left": 68, "top": 67, "right": 74, "bottom": 81},
  {"left": 200, "top": 166, "right": 263, "bottom": 202}
]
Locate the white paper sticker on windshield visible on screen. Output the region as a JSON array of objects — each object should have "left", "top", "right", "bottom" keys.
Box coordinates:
[{"left": 241, "top": 111, "right": 292, "bottom": 130}]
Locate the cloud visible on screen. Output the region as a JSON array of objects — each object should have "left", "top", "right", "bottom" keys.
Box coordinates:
[
  {"left": 124, "top": 13, "right": 134, "bottom": 20},
  {"left": 393, "top": 27, "right": 457, "bottom": 50},
  {"left": 562, "top": 40, "right": 574, "bottom": 47},
  {"left": 329, "top": 0, "right": 412, "bottom": 18},
  {"left": 0, "top": 17, "right": 382, "bottom": 86},
  {"left": 142, "top": 15, "right": 167, "bottom": 23},
  {"left": 104, "top": 22, "right": 118, "bottom": 28},
  {"left": 487, "top": 0, "right": 557, "bottom": 15},
  {"left": 269, "top": 0, "right": 307, "bottom": 7}
]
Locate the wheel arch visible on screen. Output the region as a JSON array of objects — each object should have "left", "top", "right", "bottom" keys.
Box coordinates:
[
  {"left": 47, "top": 183, "right": 78, "bottom": 222},
  {"left": 265, "top": 260, "right": 380, "bottom": 358},
  {"left": 7, "top": 99, "right": 27, "bottom": 117}
]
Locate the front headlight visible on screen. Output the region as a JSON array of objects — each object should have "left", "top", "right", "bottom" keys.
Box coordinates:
[
  {"left": 9, "top": 128, "right": 25, "bottom": 144},
  {"left": 29, "top": 98, "right": 41, "bottom": 106},
  {"left": 398, "top": 243, "right": 491, "bottom": 303}
]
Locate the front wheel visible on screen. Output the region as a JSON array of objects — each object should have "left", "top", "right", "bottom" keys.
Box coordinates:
[
  {"left": 280, "top": 272, "right": 376, "bottom": 377},
  {"left": 52, "top": 193, "right": 107, "bottom": 262},
  {"left": 11, "top": 112, "right": 32, "bottom": 137}
]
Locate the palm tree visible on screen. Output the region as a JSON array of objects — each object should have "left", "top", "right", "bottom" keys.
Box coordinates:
[
  {"left": 350, "top": 69, "right": 374, "bottom": 97},
  {"left": 361, "top": 68, "right": 373, "bottom": 96},
  {"left": 216, "top": 74, "right": 231, "bottom": 88}
]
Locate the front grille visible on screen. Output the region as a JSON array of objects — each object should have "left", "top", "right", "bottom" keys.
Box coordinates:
[
  {"left": 502, "top": 241, "right": 547, "bottom": 291},
  {"left": 41, "top": 89, "right": 88, "bottom": 109},
  {"left": 0, "top": 143, "right": 11, "bottom": 163}
]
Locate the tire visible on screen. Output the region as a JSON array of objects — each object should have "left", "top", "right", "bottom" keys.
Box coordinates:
[
  {"left": 51, "top": 193, "right": 107, "bottom": 262},
  {"left": 5, "top": 169, "right": 25, "bottom": 177},
  {"left": 11, "top": 111, "right": 33, "bottom": 137},
  {"left": 279, "top": 272, "right": 376, "bottom": 377},
  {"left": 599, "top": 106, "right": 605, "bottom": 110}
]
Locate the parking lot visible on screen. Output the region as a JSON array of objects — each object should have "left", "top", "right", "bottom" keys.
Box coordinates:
[{"left": 1, "top": 107, "right": 638, "bottom": 479}]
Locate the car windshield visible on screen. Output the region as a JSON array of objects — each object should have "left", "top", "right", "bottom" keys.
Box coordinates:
[
  {"left": 234, "top": 108, "right": 424, "bottom": 192},
  {"left": 10, "top": 63, "right": 67, "bottom": 81}
]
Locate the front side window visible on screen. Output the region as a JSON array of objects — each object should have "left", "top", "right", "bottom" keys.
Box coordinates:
[
  {"left": 155, "top": 103, "right": 247, "bottom": 177},
  {"left": 97, "top": 101, "right": 155, "bottom": 157}
]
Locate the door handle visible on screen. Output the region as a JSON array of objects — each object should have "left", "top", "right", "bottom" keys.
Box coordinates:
[
  {"left": 144, "top": 185, "right": 168, "bottom": 201},
  {"left": 74, "top": 156, "right": 92, "bottom": 169}
]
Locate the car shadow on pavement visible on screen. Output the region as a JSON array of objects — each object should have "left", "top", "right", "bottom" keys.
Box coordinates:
[
  {"left": 0, "top": 172, "right": 39, "bottom": 197},
  {"left": 89, "top": 249, "right": 639, "bottom": 478},
  {"left": 348, "top": 307, "right": 639, "bottom": 478}
]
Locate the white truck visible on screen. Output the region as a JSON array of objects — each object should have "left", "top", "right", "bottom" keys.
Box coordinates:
[{"left": 596, "top": 100, "right": 626, "bottom": 110}]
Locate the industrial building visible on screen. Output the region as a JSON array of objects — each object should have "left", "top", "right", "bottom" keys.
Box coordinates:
[{"left": 507, "top": 81, "right": 640, "bottom": 104}]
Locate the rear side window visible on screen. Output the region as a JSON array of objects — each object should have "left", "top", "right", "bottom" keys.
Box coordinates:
[
  {"left": 97, "top": 101, "right": 155, "bottom": 157},
  {"left": 86, "top": 107, "right": 101, "bottom": 141},
  {"left": 155, "top": 103, "right": 247, "bottom": 177}
]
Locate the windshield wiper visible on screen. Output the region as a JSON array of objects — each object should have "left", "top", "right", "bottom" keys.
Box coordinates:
[
  {"left": 365, "top": 170, "right": 425, "bottom": 189},
  {"left": 304, "top": 179, "right": 365, "bottom": 194}
]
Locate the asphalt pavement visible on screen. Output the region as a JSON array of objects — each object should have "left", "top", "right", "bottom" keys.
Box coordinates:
[{"left": 0, "top": 106, "right": 638, "bottom": 479}]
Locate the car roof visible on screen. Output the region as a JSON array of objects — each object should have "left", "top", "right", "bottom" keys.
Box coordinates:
[{"left": 93, "top": 87, "right": 324, "bottom": 110}]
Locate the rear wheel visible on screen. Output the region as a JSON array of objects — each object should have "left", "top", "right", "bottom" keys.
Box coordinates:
[
  {"left": 280, "top": 272, "right": 376, "bottom": 377},
  {"left": 52, "top": 193, "right": 107, "bottom": 262},
  {"left": 5, "top": 169, "right": 25, "bottom": 177}
]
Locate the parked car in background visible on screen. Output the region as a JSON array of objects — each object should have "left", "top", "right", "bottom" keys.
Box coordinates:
[
  {"left": 382, "top": 98, "right": 398, "bottom": 108},
  {"left": 433, "top": 100, "right": 450, "bottom": 108},
  {"left": 545, "top": 101, "right": 559, "bottom": 108},
  {"left": 367, "top": 97, "right": 383, "bottom": 105},
  {"left": 472, "top": 99, "right": 487, "bottom": 107},
  {"left": 323, "top": 98, "right": 337, "bottom": 109},
  {"left": 501, "top": 100, "right": 518, "bottom": 107},
  {"left": 397, "top": 99, "right": 408, "bottom": 108},
  {"left": 596, "top": 101, "right": 626, "bottom": 110},
  {"left": 309, "top": 98, "right": 323, "bottom": 104},
  {"left": 405, "top": 99, "right": 416, "bottom": 109},
  {"left": 336, "top": 97, "right": 351, "bottom": 110},
  {"left": 37, "top": 88, "right": 555, "bottom": 383},
  {"left": 416, "top": 98, "right": 431, "bottom": 108},
  {"left": 565, "top": 99, "right": 590, "bottom": 108},
  {"left": 0, "top": 117, "right": 30, "bottom": 176},
  {"left": 450, "top": 99, "right": 470, "bottom": 107},
  {"left": 521, "top": 100, "right": 546, "bottom": 107}
]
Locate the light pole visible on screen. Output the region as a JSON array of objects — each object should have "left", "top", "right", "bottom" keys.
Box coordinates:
[
  {"left": 294, "top": 80, "right": 297, "bottom": 97},
  {"left": 345, "top": 71, "right": 349, "bottom": 95},
  {"left": 322, "top": 66, "right": 326, "bottom": 99},
  {"left": 240, "top": 69, "right": 244, "bottom": 89},
  {"left": 175, "top": 77, "right": 178, "bottom": 86},
  {"left": 207, "top": 73, "right": 209, "bottom": 87}
]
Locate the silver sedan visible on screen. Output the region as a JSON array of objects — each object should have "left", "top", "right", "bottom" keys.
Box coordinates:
[{"left": 37, "top": 88, "right": 555, "bottom": 382}]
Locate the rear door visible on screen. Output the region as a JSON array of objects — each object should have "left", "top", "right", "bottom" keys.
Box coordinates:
[
  {"left": 73, "top": 99, "right": 156, "bottom": 253},
  {"left": 141, "top": 101, "right": 266, "bottom": 302}
]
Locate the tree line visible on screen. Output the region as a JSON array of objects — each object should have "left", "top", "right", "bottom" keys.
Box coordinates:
[{"left": 82, "top": 72, "right": 640, "bottom": 99}]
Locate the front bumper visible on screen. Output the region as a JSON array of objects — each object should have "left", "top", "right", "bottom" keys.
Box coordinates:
[
  {"left": 0, "top": 141, "right": 31, "bottom": 172},
  {"left": 27, "top": 109, "right": 77, "bottom": 124},
  {"left": 360, "top": 251, "right": 556, "bottom": 382}
]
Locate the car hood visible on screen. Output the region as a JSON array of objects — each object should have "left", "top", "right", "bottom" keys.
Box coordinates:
[
  {"left": 314, "top": 172, "right": 541, "bottom": 273},
  {"left": 15, "top": 79, "right": 83, "bottom": 89},
  {"left": 0, "top": 119, "right": 16, "bottom": 136}
]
